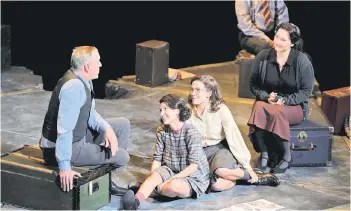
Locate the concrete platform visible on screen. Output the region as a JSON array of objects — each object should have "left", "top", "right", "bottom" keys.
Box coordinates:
[{"left": 1, "top": 63, "right": 350, "bottom": 210}]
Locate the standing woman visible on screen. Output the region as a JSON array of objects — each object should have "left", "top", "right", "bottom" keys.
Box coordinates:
[
  {"left": 122, "top": 94, "right": 210, "bottom": 210},
  {"left": 187, "top": 75, "right": 280, "bottom": 193},
  {"left": 248, "top": 22, "right": 314, "bottom": 174}
]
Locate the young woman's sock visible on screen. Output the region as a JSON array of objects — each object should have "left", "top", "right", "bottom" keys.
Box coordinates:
[{"left": 135, "top": 192, "right": 145, "bottom": 202}]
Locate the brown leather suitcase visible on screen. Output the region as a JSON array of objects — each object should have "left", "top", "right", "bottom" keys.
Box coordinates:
[
  {"left": 321, "top": 87, "right": 350, "bottom": 135},
  {"left": 135, "top": 40, "right": 169, "bottom": 87}
]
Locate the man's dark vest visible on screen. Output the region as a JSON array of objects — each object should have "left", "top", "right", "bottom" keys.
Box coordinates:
[{"left": 42, "top": 70, "right": 93, "bottom": 143}]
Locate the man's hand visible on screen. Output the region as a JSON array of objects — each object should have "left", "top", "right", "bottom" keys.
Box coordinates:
[
  {"left": 104, "top": 127, "right": 118, "bottom": 156},
  {"left": 247, "top": 169, "right": 258, "bottom": 183},
  {"left": 60, "top": 170, "right": 82, "bottom": 192}
]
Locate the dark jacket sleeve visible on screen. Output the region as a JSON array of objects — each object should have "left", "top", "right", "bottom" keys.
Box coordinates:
[
  {"left": 249, "top": 51, "right": 270, "bottom": 101},
  {"left": 282, "top": 54, "right": 315, "bottom": 106}
]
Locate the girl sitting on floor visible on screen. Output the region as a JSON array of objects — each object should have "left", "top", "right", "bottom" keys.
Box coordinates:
[{"left": 122, "top": 94, "right": 210, "bottom": 210}]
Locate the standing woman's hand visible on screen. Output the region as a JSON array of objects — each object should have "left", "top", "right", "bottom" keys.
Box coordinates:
[
  {"left": 268, "top": 92, "right": 277, "bottom": 104},
  {"left": 276, "top": 98, "right": 285, "bottom": 106}
]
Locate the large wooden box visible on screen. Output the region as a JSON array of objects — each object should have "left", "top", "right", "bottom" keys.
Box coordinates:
[
  {"left": 135, "top": 40, "right": 169, "bottom": 87},
  {"left": 321, "top": 87, "right": 350, "bottom": 135},
  {"left": 1, "top": 145, "right": 112, "bottom": 210}
]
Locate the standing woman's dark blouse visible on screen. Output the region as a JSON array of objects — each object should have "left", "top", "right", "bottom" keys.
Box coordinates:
[{"left": 249, "top": 48, "right": 314, "bottom": 120}]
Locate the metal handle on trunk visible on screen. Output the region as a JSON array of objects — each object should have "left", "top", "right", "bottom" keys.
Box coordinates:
[
  {"left": 89, "top": 181, "right": 100, "bottom": 195},
  {"left": 292, "top": 143, "right": 317, "bottom": 151}
]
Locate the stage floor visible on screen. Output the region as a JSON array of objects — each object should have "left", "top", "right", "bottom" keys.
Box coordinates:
[{"left": 1, "top": 62, "right": 350, "bottom": 210}]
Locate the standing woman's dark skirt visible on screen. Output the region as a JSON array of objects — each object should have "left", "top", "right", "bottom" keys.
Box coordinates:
[{"left": 247, "top": 101, "right": 304, "bottom": 142}]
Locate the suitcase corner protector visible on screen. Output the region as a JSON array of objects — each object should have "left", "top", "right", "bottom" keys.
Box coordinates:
[{"left": 329, "top": 126, "right": 335, "bottom": 134}]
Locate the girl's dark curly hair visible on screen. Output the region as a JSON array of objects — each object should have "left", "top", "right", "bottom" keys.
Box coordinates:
[{"left": 159, "top": 94, "right": 192, "bottom": 122}]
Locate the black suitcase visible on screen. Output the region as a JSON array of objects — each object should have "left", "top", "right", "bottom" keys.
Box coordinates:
[
  {"left": 238, "top": 58, "right": 256, "bottom": 99},
  {"left": 135, "top": 40, "right": 169, "bottom": 87},
  {"left": 289, "top": 99, "right": 334, "bottom": 167},
  {"left": 1, "top": 145, "right": 112, "bottom": 210}
]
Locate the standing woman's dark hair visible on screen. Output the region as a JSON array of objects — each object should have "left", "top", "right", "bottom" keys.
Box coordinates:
[
  {"left": 275, "top": 22, "right": 312, "bottom": 62},
  {"left": 159, "top": 94, "right": 192, "bottom": 122},
  {"left": 275, "top": 22, "right": 302, "bottom": 51}
]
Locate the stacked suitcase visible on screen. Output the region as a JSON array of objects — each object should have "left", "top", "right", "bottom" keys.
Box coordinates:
[{"left": 290, "top": 99, "right": 334, "bottom": 167}]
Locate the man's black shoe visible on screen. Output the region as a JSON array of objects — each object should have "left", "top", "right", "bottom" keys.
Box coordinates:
[
  {"left": 122, "top": 190, "right": 141, "bottom": 210},
  {"left": 252, "top": 173, "right": 280, "bottom": 187},
  {"left": 110, "top": 181, "right": 129, "bottom": 196}
]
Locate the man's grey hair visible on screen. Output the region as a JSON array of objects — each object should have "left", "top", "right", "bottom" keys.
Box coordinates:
[{"left": 70, "top": 46, "right": 98, "bottom": 70}]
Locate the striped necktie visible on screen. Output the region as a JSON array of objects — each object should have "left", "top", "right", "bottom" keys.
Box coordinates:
[{"left": 260, "top": 0, "right": 273, "bottom": 29}]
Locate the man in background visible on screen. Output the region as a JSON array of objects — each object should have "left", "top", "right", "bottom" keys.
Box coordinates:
[{"left": 235, "top": 0, "right": 289, "bottom": 55}]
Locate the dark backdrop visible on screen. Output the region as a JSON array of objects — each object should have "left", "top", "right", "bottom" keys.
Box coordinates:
[{"left": 2, "top": 1, "right": 350, "bottom": 98}]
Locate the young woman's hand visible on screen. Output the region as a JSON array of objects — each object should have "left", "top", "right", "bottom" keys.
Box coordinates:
[
  {"left": 202, "top": 137, "right": 208, "bottom": 147},
  {"left": 247, "top": 169, "right": 258, "bottom": 183}
]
